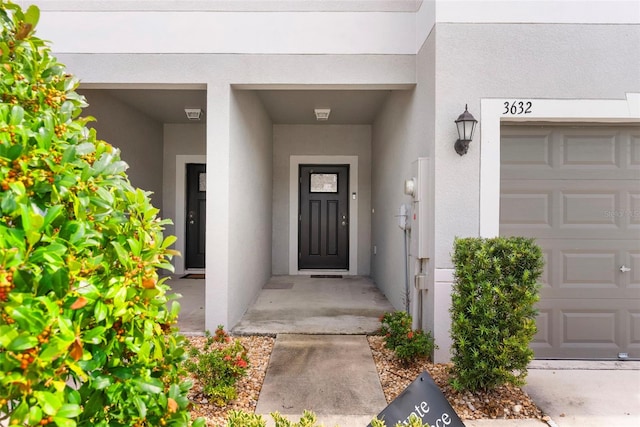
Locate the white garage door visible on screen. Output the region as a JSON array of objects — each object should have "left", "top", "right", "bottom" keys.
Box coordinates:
[{"left": 500, "top": 124, "right": 640, "bottom": 359}]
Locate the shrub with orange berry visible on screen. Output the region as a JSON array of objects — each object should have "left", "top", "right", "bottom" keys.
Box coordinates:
[
  {"left": 0, "top": 2, "right": 203, "bottom": 426},
  {"left": 213, "top": 324, "right": 231, "bottom": 343},
  {"left": 379, "top": 311, "right": 437, "bottom": 365},
  {"left": 183, "top": 328, "right": 250, "bottom": 407}
]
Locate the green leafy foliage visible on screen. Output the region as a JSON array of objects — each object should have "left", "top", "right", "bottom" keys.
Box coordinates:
[
  {"left": 371, "top": 414, "right": 430, "bottom": 427},
  {"left": 225, "top": 411, "right": 320, "bottom": 427},
  {"left": 226, "top": 411, "right": 431, "bottom": 427},
  {"left": 450, "top": 237, "right": 543, "bottom": 392},
  {"left": 379, "top": 311, "right": 436, "bottom": 364},
  {"left": 0, "top": 2, "right": 203, "bottom": 426},
  {"left": 183, "top": 328, "right": 250, "bottom": 406}
]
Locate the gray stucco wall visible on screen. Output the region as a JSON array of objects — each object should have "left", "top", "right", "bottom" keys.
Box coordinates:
[
  {"left": 433, "top": 23, "right": 640, "bottom": 267},
  {"left": 58, "top": 54, "right": 415, "bottom": 88},
  {"left": 371, "top": 33, "right": 436, "bottom": 311},
  {"left": 272, "top": 125, "right": 372, "bottom": 275},
  {"left": 228, "top": 89, "right": 274, "bottom": 326},
  {"left": 80, "top": 89, "right": 164, "bottom": 209}
]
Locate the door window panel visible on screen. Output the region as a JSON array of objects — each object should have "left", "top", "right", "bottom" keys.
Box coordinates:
[
  {"left": 310, "top": 173, "right": 338, "bottom": 193},
  {"left": 198, "top": 172, "right": 206, "bottom": 192}
]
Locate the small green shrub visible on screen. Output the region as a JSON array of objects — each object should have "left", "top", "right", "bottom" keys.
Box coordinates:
[
  {"left": 271, "top": 411, "right": 318, "bottom": 427},
  {"left": 225, "top": 411, "right": 431, "bottom": 427},
  {"left": 371, "top": 414, "right": 430, "bottom": 427},
  {"left": 379, "top": 311, "right": 436, "bottom": 364},
  {"left": 226, "top": 411, "right": 321, "bottom": 427},
  {"left": 225, "top": 410, "right": 267, "bottom": 427},
  {"left": 450, "top": 236, "right": 543, "bottom": 392},
  {"left": 184, "top": 328, "right": 250, "bottom": 406}
]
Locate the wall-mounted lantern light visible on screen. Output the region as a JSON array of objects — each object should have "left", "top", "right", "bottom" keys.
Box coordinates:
[{"left": 454, "top": 104, "right": 478, "bottom": 156}]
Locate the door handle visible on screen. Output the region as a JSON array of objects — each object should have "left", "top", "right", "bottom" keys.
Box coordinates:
[
  {"left": 188, "top": 211, "right": 195, "bottom": 225},
  {"left": 620, "top": 265, "right": 631, "bottom": 273}
]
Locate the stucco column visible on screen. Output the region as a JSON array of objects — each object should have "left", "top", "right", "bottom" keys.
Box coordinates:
[{"left": 205, "top": 84, "right": 231, "bottom": 332}]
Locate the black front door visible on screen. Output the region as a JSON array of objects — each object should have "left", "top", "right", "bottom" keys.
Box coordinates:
[
  {"left": 299, "top": 164, "right": 349, "bottom": 270},
  {"left": 186, "top": 163, "right": 206, "bottom": 269}
]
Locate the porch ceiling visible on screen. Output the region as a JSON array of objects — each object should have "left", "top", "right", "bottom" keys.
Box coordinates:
[
  {"left": 256, "top": 90, "right": 392, "bottom": 124},
  {"left": 81, "top": 88, "right": 208, "bottom": 124},
  {"left": 80, "top": 88, "right": 393, "bottom": 125}
]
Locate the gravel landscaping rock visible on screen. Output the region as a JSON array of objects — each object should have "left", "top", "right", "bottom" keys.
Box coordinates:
[{"left": 367, "top": 336, "right": 544, "bottom": 422}]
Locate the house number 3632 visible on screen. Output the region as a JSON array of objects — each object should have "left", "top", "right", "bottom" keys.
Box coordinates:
[{"left": 503, "top": 101, "right": 532, "bottom": 115}]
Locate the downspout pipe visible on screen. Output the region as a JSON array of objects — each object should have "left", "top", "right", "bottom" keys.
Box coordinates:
[{"left": 404, "top": 228, "right": 410, "bottom": 314}]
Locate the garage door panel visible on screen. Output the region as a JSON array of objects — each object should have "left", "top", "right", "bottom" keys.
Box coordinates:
[
  {"left": 537, "top": 239, "right": 638, "bottom": 294},
  {"left": 630, "top": 312, "right": 640, "bottom": 346},
  {"left": 500, "top": 192, "right": 551, "bottom": 227},
  {"left": 531, "top": 300, "right": 639, "bottom": 359},
  {"left": 541, "top": 249, "right": 552, "bottom": 288},
  {"left": 630, "top": 252, "right": 640, "bottom": 288},
  {"left": 541, "top": 288, "right": 640, "bottom": 300},
  {"left": 501, "top": 133, "right": 552, "bottom": 167},
  {"left": 562, "top": 192, "right": 617, "bottom": 227},
  {"left": 532, "top": 309, "right": 553, "bottom": 348},
  {"left": 630, "top": 193, "right": 640, "bottom": 226},
  {"left": 502, "top": 126, "right": 640, "bottom": 181},
  {"left": 562, "top": 311, "right": 617, "bottom": 344},
  {"left": 562, "top": 251, "right": 617, "bottom": 289},
  {"left": 502, "top": 181, "right": 638, "bottom": 240},
  {"left": 631, "top": 135, "right": 640, "bottom": 167},
  {"left": 561, "top": 133, "right": 617, "bottom": 168},
  {"left": 501, "top": 124, "right": 640, "bottom": 359}
]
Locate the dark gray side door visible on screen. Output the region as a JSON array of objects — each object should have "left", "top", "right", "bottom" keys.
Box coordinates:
[{"left": 186, "top": 163, "right": 206, "bottom": 269}]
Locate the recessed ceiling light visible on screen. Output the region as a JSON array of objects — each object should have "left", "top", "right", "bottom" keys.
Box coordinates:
[
  {"left": 185, "top": 108, "right": 202, "bottom": 121},
  {"left": 314, "top": 108, "right": 330, "bottom": 121}
]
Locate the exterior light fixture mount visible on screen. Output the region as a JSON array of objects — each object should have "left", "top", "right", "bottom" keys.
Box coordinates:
[
  {"left": 454, "top": 104, "right": 478, "bottom": 156},
  {"left": 314, "top": 108, "right": 331, "bottom": 121},
  {"left": 185, "top": 108, "right": 202, "bottom": 121}
]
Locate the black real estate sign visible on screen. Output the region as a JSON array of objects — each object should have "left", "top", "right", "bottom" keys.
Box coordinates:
[{"left": 369, "top": 371, "right": 465, "bottom": 427}]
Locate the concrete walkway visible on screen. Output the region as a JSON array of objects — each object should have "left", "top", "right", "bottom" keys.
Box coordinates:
[{"left": 255, "top": 334, "right": 387, "bottom": 427}]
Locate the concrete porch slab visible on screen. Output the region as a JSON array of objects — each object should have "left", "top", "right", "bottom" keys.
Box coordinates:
[
  {"left": 166, "top": 276, "right": 206, "bottom": 335},
  {"left": 233, "top": 276, "right": 395, "bottom": 335}
]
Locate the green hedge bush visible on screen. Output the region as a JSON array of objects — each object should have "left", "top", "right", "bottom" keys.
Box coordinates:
[
  {"left": 0, "top": 2, "right": 203, "bottom": 426},
  {"left": 450, "top": 237, "right": 543, "bottom": 392}
]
